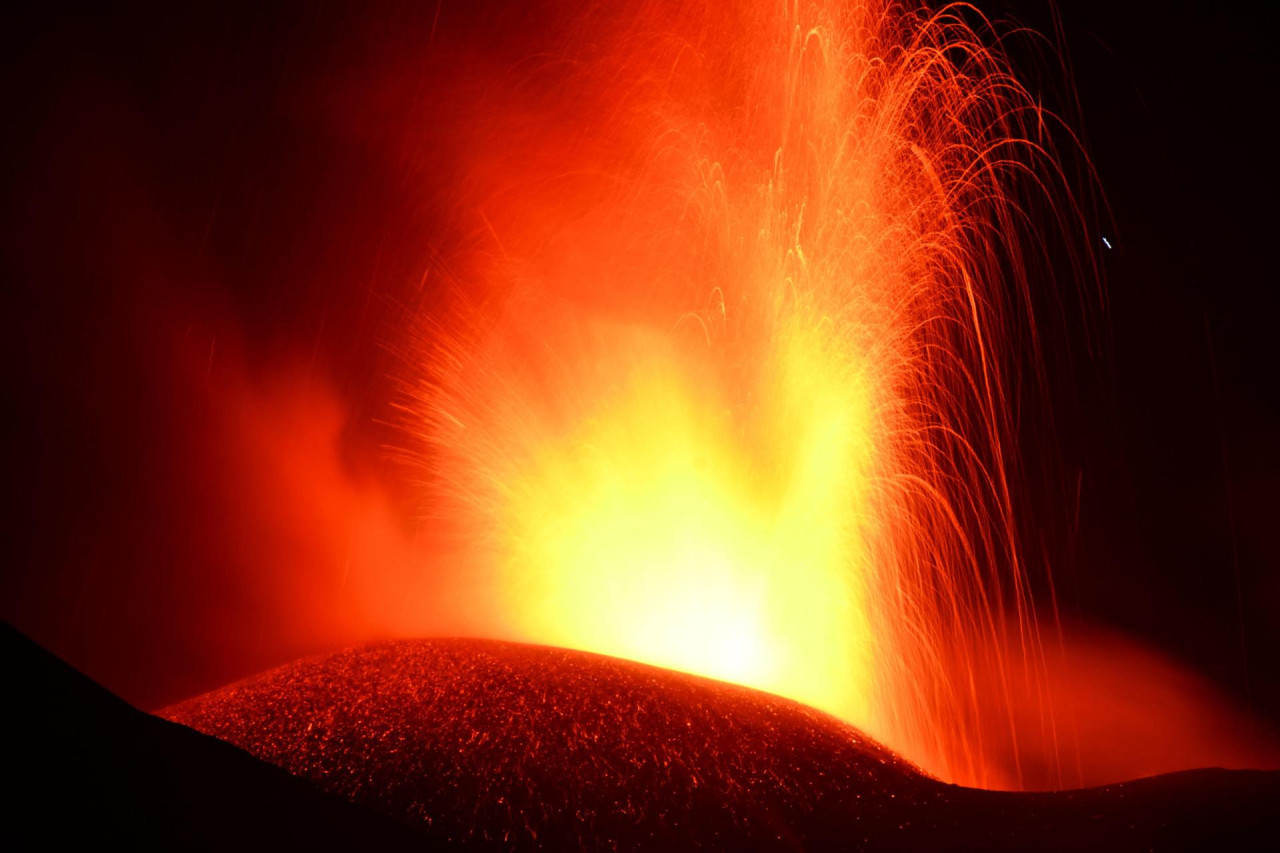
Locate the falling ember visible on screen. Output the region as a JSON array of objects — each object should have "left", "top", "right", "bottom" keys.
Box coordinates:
[{"left": 403, "top": 0, "right": 1093, "bottom": 789}]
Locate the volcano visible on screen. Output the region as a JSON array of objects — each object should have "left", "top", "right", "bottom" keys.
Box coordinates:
[
  {"left": 7, "top": 623, "right": 1278, "bottom": 849},
  {"left": 159, "top": 637, "right": 1279, "bottom": 850}
]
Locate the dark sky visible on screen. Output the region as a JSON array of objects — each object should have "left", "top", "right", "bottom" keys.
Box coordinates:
[
  {"left": 2, "top": 0, "right": 1277, "bottom": 751},
  {"left": 997, "top": 0, "right": 1280, "bottom": 725}
]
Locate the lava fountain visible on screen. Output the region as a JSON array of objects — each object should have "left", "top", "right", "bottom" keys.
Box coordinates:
[{"left": 402, "top": 0, "right": 1095, "bottom": 789}]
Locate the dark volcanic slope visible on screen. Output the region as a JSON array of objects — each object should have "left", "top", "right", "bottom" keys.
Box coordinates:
[
  {"left": 164, "top": 638, "right": 1280, "bottom": 851},
  {"left": 1, "top": 622, "right": 423, "bottom": 851},
  {"left": 165, "top": 639, "right": 933, "bottom": 848}
]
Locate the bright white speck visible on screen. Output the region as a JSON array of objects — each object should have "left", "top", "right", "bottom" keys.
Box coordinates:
[{"left": 1101, "top": 236, "right": 1112, "bottom": 249}]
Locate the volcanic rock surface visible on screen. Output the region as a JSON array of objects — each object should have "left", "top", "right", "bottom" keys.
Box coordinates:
[{"left": 163, "top": 638, "right": 1280, "bottom": 851}]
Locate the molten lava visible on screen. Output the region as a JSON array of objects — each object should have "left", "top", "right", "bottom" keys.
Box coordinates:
[{"left": 405, "top": 0, "right": 1094, "bottom": 788}]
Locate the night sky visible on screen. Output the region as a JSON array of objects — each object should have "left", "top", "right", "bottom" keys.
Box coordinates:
[
  {"left": 1000, "top": 0, "right": 1280, "bottom": 727},
  {"left": 2, "top": 0, "right": 1277, "bottom": 766}
]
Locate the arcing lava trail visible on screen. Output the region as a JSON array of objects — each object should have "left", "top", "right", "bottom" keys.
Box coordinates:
[{"left": 404, "top": 0, "right": 1095, "bottom": 789}]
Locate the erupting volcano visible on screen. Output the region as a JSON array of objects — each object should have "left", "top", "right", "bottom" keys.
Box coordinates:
[{"left": 4, "top": 0, "right": 1279, "bottom": 849}]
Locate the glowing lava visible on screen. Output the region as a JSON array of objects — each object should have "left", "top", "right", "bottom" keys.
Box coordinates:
[
  {"left": 406, "top": 0, "right": 1092, "bottom": 788},
  {"left": 496, "top": 325, "right": 880, "bottom": 724}
]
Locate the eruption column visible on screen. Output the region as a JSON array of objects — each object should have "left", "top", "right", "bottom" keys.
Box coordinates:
[{"left": 406, "top": 0, "right": 1092, "bottom": 789}]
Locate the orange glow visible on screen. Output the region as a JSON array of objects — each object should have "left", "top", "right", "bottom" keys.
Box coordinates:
[
  {"left": 405, "top": 0, "right": 1094, "bottom": 788},
  {"left": 496, "top": 326, "right": 879, "bottom": 724}
]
